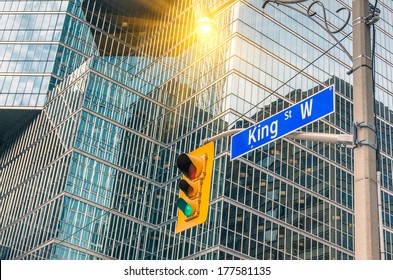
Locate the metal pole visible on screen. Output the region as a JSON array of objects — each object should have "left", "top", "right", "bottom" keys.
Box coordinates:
[
  {"left": 201, "top": 130, "right": 353, "bottom": 146},
  {"left": 377, "top": 171, "right": 385, "bottom": 260},
  {"left": 352, "top": 0, "right": 380, "bottom": 259},
  {"left": 200, "top": 129, "right": 243, "bottom": 145},
  {"left": 287, "top": 131, "right": 353, "bottom": 146}
]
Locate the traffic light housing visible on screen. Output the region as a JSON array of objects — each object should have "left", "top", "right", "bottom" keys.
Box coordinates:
[{"left": 175, "top": 142, "right": 214, "bottom": 233}]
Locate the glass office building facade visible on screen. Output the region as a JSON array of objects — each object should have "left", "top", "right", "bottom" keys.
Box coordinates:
[
  {"left": 0, "top": 0, "right": 97, "bottom": 138},
  {"left": 0, "top": 0, "right": 392, "bottom": 260}
]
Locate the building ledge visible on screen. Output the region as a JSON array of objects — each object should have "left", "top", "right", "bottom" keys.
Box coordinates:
[{"left": 0, "top": 107, "right": 43, "bottom": 142}]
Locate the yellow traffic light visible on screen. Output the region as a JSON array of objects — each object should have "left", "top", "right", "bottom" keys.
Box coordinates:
[{"left": 175, "top": 142, "right": 214, "bottom": 233}]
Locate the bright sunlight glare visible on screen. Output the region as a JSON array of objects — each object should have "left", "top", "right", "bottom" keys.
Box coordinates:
[{"left": 196, "top": 16, "right": 216, "bottom": 39}]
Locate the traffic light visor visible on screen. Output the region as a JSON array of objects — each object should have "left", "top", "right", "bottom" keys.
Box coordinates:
[
  {"left": 179, "top": 179, "right": 199, "bottom": 197},
  {"left": 176, "top": 153, "right": 203, "bottom": 179},
  {"left": 177, "top": 198, "right": 194, "bottom": 217}
]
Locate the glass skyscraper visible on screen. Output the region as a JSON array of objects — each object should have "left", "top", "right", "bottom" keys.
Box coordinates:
[{"left": 0, "top": 0, "right": 392, "bottom": 260}]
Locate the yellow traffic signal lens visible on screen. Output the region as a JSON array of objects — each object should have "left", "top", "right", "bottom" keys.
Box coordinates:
[{"left": 179, "top": 179, "right": 199, "bottom": 197}]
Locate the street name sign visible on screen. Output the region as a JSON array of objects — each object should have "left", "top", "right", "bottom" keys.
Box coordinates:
[{"left": 230, "top": 85, "right": 335, "bottom": 160}]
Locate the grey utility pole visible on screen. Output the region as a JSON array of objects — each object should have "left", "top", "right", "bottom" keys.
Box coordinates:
[{"left": 352, "top": 0, "right": 380, "bottom": 260}]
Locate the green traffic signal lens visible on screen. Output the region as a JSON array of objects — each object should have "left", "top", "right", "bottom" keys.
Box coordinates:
[
  {"left": 184, "top": 204, "right": 193, "bottom": 217},
  {"left": 177, "top": 198, "right": 193, "bottom": 217}
]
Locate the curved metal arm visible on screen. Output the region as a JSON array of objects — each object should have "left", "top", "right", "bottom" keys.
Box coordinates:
[
  {"left": 307, "top": 1, "right": 351, "bottom": 34},
  {"left": 262, "top": 0, "right": 309, "bottom": 8},
  {"left": 262, "top": 0, "right": 353, "bottom": 69}
]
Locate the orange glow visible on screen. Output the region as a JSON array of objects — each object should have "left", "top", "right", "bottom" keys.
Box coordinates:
[{"left": 196, "top": 16, "right": 216, "bottom": 39}]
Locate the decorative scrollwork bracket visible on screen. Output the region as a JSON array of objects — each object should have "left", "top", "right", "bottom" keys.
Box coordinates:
[{"left": 262, "top": 0, "right": 353, "bottom": 74}]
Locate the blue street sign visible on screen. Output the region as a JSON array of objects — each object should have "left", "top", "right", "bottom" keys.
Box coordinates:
[{"left": 231, "top": 85, "right": 335, "bottom": 160}]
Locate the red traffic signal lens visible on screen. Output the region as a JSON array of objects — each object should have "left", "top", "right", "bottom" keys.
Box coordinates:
[
  {"left": 188, "top": 164, "right": 197, "bottom": 179},
  {"left": 177, "top": 153, "right": 199, "bottom": 179}
]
